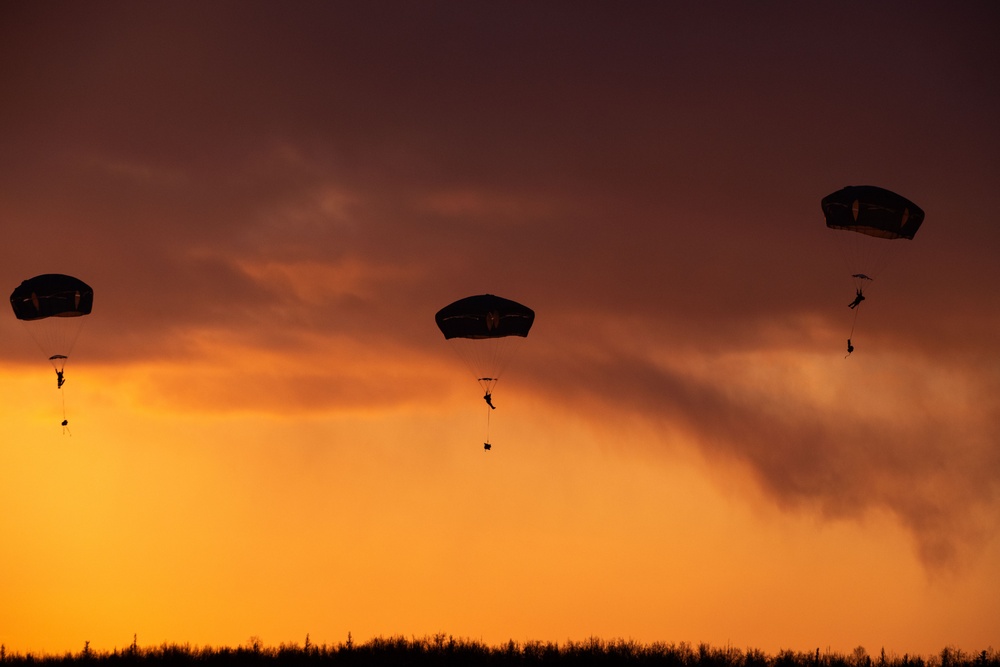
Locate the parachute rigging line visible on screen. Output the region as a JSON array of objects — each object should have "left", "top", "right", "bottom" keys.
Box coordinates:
[
  {"left": 849, "top": 299, "right": 862, "bottom": 339},
  {"left": 60, "top": 387, "right": 72, "bottom": 436},
  {"left": 485, "top": 400, "right": 492, "bottom": 450}
]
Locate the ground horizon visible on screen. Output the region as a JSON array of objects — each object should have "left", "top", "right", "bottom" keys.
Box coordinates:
[{"left": 3, "top": 634, "right": 998, "bottom": 666}]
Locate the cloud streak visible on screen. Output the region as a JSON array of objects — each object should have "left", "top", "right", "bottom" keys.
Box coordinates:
[{"left": 522, "top": 318, "right": 1000, "bottom": 571}]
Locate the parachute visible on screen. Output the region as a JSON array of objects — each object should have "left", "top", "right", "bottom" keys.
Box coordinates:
[
  {"left": 823, "top": 185, "right": 924, "bottom": 287},
  {"left": 10, "top": 273, "right": 93, "bottom": 429},
  {"left": 822, "top": 186, "right": 924, "bottom": 350},
  {"left": 435, "top": 294, "right": 534, "bottom": 450}
]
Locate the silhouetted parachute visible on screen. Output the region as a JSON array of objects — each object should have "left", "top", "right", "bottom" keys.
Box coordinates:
[
  {"left": 436, "top": 294, "right": 535, "bottom": 340},
  {"left": 822, "top": 186, "right": 924, "bottom": 353},
  {"left": 10, "top": 273, "right": 93, "bottom": 384},
  {"left": 822, "top": 185, "right": 924, "bottom": 289},
  {"left": 822, "top": 185, "right": 925, "bottom": 240},
  {"left": 435, "top": 294, "right": 534, "bottom": 450}
]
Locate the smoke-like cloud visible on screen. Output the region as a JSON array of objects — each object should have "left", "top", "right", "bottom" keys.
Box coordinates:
[{"left": 520, "top": 309, "right": 1000, "bottom": 571}]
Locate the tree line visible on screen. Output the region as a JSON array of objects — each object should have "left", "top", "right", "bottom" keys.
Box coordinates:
[{"left": 1, "top": 636, "right": 997, "bottom": 667}]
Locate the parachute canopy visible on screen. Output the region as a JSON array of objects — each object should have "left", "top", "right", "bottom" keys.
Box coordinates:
[
  {"left": 822, "top": 185, "right": 925, "bottom": 240},
  {"left": 10, "top": 274, "right": 94, "bottom": 321},
  {"left": 435, "top": 294, "right": 534, "bottom": 340}
]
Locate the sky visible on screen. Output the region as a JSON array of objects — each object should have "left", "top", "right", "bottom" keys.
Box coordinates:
[{"left": 1, "top": 0, "right": 999, "bottom": 657}]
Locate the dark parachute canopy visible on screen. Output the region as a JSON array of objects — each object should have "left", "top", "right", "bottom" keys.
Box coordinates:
[
  {"left": 11, "top": 273, "right": 93, "bottom": 321},
  {"left": 10, "top": 273, "right": 93, "bottom": 379},
  {"left": 435, "top": 293, "right": 535, "bottom": 340},
  {"left": 822, "top": 185, "right": 925, "bottom": 240}
]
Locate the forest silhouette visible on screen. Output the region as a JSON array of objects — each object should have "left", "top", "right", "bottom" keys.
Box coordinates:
[{"left": 2, "top": 637, "right": 997, "bottom": 667}]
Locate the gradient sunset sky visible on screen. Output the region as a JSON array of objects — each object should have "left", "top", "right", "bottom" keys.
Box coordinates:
[{"left": 2, "top": 1, "right": 999, "bottom": 657}]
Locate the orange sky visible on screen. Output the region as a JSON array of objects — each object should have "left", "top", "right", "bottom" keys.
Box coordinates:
[{"left": 2, "top": 0, "right": 999, "bottom": 657}]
